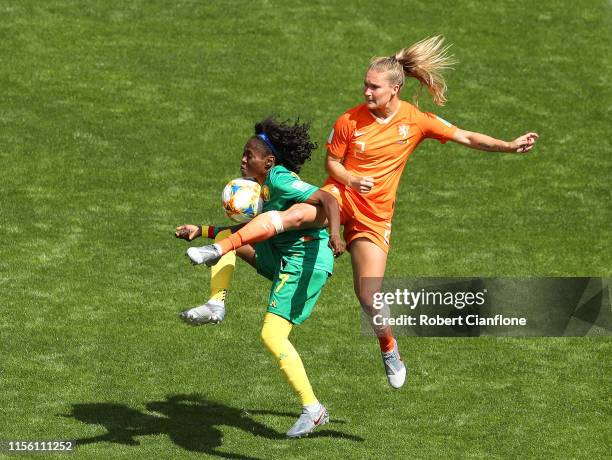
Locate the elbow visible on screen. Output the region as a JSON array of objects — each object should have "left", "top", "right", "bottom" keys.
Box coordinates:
[
  {"left": 324, "top": 160, "right": 333, "bottom": 176},
  {"left": 320, "top": 193, "right": 340, "bottom": 217},
  {"left": 325, "top": 154, "right": 340, "bottom": 176},
  {"left": 462, "top": 132, "right": 477, "bottom": 147},
  {"left": 319, "top": 190, "right": 335, "bottom": 207}
]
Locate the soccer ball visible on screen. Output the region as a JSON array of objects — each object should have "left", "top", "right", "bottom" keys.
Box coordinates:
[{"left": 221, "top": 178, "right": 263, "bottom": 223}]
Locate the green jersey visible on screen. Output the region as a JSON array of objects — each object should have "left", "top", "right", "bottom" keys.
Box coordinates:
[{"left": 259, "top": 165, "right": 333, "bottom": 274}]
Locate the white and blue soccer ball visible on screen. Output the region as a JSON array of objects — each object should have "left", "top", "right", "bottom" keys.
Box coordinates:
[{"left": 221, "top": 178, "right": 263, "bottom": 223}]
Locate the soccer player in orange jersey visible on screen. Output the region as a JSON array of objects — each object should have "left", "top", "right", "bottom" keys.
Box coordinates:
[{"left": 188, "top": 36, "right": 538, "bottom": 389}]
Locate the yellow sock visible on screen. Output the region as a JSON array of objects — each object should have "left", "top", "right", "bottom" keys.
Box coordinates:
[
  {"left": 260, "top": 312, "right": 318, "bottom": 407},
  {"left": 209, "top": 229, "right": 236, "bottom": 303}
]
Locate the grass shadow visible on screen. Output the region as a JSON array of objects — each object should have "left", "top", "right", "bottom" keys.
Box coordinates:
[{"left": 62, "top": 394, "right": 363, "bottom": 459}]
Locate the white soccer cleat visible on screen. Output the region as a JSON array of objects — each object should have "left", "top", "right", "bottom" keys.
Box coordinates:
[
  {"left": 186, "top": 244, "right": 222, "bottom": 266},
  {"left": 382, "top": 339, "right": 407, "bottom": 389},
  {"left": 179, "top": 302, "right": 225, "bottom": 325},
  {"left": 286, "top": 404, "right": 329, "bottom": 438}
]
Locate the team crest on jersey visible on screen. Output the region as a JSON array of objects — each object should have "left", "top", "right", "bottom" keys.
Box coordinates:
[
  {"left": 352, "top": 140, "right": 366, "bottom": 153},
  {"left": 396, "top": 124, "right": 410, "bottom": 144},
  {"left": 260, "top": 185, "right": 270, "bottom": 201}
]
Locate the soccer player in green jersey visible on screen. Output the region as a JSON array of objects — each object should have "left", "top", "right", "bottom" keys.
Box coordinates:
[{"left": 178, "top": 117, "right": 343, "bottom": 437}]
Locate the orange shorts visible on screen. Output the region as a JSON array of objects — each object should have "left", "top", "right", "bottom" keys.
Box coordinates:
[{"left": 321, "top": 183, "right": 392, "bottom": 253}]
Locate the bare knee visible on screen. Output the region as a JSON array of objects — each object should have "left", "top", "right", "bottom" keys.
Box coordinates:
[
  {"left": 353, "top": 279, "right": 378, "bottom": 306},
  {"left": 359, "top": 300, "right": 379, "bottom": 317},
  {"left": 282, "top": 208, "right": 305, "bottom": 229},
  {"left": 354, "top": 291, "right": 374, "bottom": 315}
]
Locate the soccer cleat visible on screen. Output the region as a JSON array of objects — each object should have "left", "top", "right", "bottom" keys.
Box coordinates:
[
  {"left": 186, "top": 244, "right": 222, "bottom": 266},
  {"left": 382, "top": 340, "right": 407, "bottom": 389},
  {"left": 286, "top": 404, "right": 329, "bottom": 438},
  {"left": 179, "top": 302, "right": 226, "bottom": 325}
]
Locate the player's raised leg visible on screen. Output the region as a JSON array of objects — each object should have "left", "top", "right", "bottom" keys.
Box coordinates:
[
  {"left": 350, "top": 238, "right": 406, "bottom": 389},
  {"left": 187, "top": 203, "right": 326, "bottom": 265}
]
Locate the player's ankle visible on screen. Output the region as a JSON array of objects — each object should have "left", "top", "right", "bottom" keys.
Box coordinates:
[
  {"left": 303, "top": 401, "right": 321, "bottom": 413},
  {"left": 207, "top": 299, "right": 224, "bottom": 307}
]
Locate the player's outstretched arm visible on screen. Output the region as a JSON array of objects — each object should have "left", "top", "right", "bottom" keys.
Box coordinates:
[
  {"left": 175, "top": 224, "right": 202, "bottom": 240},
  {"left": 175, "top": 224, "right": 243, "bottom": 241},
  {"left": 451, "top": 129, "right": 539, "bottom": 153}
]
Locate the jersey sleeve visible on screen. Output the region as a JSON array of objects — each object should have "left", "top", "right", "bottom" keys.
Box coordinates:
[
  {"left": 325, "top": 112, "right": 353, "bottom": 159},
  {"left": 269, "top": 168, "right": 318, "bottom": 203},
  {"left": 417, "top": 111, "right": 458, "bottom": 144}
]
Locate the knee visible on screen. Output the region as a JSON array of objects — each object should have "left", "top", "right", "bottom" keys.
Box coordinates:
[
  {"left": 354, "top": 277, "right": 383, "bottom": 308},
  {"left": 260, "top": 327, "right": 273, "bottom": 348},
  {"left": 283, "top": 208, "right": 305, "bottom": 228},
  {"left": 359, "top": 302, "right": 378, "bottom": 317},
  {"left": 260, "top": 326, "right": 281, "bottom": 355},
  {"left": 355, "top": 289, "right": 374, "bottom": 311},
  {"left": 355, "top": 290, "right": 382, "bottom": 317}
]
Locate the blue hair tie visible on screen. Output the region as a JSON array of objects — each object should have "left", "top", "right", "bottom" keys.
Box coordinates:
[{"left": 256, "top": 133, "right": 283, "bottom": 161}]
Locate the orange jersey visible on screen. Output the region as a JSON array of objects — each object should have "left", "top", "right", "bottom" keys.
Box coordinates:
[{"left": 325, "top": 101, "right": 457, "bottom": 220}]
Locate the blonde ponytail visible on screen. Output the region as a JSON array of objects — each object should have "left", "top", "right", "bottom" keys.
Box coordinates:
[{"left": 369, "top": 36, "right": 456, "bottom": 106}]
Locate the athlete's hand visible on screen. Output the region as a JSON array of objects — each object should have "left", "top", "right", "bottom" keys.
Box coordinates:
[
  {"left": 175, "top": 224, "right": 202, "bottom": 241},
  {"left": 509, "top": 132, "right": 539, "bottom": 153},
  {"left": 329, "top": 233, "right": 346, "bottom": 257},
  {"left": 349, "top": 175, "right": 374, "bottom": 194}
]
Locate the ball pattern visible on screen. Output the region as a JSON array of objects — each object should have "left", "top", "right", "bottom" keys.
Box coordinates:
[{"left": 221, "top": 178, "right": 264, "bottom": 223}]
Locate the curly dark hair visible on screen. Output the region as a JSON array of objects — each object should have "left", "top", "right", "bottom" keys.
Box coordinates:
[{"left": 254, "top": 117, "right": 317, "bottom": 174}]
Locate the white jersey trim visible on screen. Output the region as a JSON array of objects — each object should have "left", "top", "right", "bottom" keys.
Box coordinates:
[{"left": 369, "top": 106, "right": 400, "bottom": 125}]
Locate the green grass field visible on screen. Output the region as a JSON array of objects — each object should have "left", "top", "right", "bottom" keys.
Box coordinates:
[{"left": 1, "top": 1, "right": 611, "bottom": 458}]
